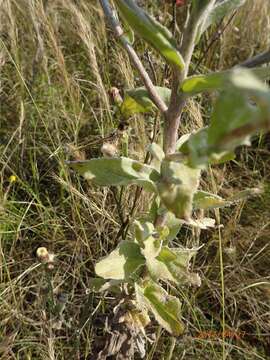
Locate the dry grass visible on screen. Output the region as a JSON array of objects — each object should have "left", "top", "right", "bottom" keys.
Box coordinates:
[
  {"left": 0, "top": 0, "right": 270, "bottom": 359},
  {"left": 220, "top": 0, "right": 270, "bottom": 68}
]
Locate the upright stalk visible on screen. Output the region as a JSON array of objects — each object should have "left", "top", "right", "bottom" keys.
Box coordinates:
[{"left": 164, "top": 0, "right": 216, "bottom": 155}]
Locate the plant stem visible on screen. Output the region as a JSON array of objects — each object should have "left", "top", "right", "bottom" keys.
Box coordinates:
[
  {"left": 99, "top": 0, "right": 167, "bottom": 114},
  {"left": 165, "top": 337, "right": 176, "bottom": 360},
  {"left": 218, "top": 225, "right": 226, "bottom": 360},
  {"left": 164, "top": 0, "right": 216, "bottom": 155},
  {"left": 240, "top": 48, "right": 270, "bottom": 68}
]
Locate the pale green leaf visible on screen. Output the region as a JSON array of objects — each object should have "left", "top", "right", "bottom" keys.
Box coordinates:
[
  {"left": 122, "top": 18, "right": 135, "bottom": 44},
  {"left": 192, "top": 0, "right": 216, "bottom": 43},
  {"left": 121, "top": 87, "right": 171, "bottom": 116},
  {"left": 186, "top": 69, "right": 270, "bottom": 166},
  {"left": 156, "top": 246, "right": 201, "bottom": 286},
  {"left": 192, "top": 0, "right": 214, "bottom": 12},
  {"left": 134, "top": 221, "right": 155, "bottom": 245},
  {"left": 146, "top": 246, "right": 199, "bottom": 285},
  {"left": 141, "top": 235, "right": 162, "bottom": 261},
  {"left": 148, "top": 143, "right": 165, "bottom": 162},
  {"left": 68, "top": 157, "right": 160, "bottom": 192},
  {"left": 176, "top": 133, "right": 192, "bottom": 150},
  {"left": 177, "top": 129, "right": 235, "bottom": 165},
  {"left": 88, "top": 278, "right": 122, "bottom": 293},
  {"left": 114, "top": 0, "right": 185, "bottom": 69},
  {"left": 184, "top": 217, "right": 215, "bottom": 229},
  {"left": 193, "top": 190, "right": 232, "bottom": 209},
  {"left": 95, "top": 241, "right": 145, "bottom": 280},
  {"left": 134, "top": 221, "right": 164, "bottom": 271},
  {"left": 181, "top": 66, "right": 270, "bottom": 95},
  {"left": 135, "top": 281, "right": 185, "bottom": 336},
  {"left": 114, "top": 6, "right": 134, "bottom": 44},
  {"left": 157, "top": 159, "right": 201, "bottom": 220},
  {"left": 148, "top": 143, "right": 165, "bottom": 172},
  {"left": 201, "top": 0, "right": 247, "bottom": 35},
  {"left": 165, "top": 211, "right": 182, "bottom": 241}
]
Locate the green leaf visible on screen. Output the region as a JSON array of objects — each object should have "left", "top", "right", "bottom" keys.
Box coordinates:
[
  {"left": 134, "top": 220, "right": 155, "bottom": 245},
  {"left": 156, "top": 247, "right": 201, "bottom": 286},
  {"left": 186, "top": 69, "right": 270, "bottom": 166},
  {"left": 148, "top": 143, "right": 165, "bottom": 162},
  {"left": 192, "top": 0, "right": 216, "bottom": 10},
  {"left": 208, "top": 93, "right": 256, "bottom": 149},
  {"left": 114, "top": 6, "right": 134, "bottom": 44},
  {"left": 121, "top": 87, "right": 171, "bottom": 117},
  {"left": 177, "top": 130, "right": 235, "bottom": 165},
  {"left": 191, "top": 0, "right": 216, "bottom": 43},
  {"left": 95, "top": 241, "right": 145, "bottom": 280},
  {"left": 201, "top": 0, "right": 247, "bottom": 35},
  {"left": 122, "top": 18, "right": 135, "bottom": 44},
  {"left": 114, "top": 0, "right": 185, "bottom": 69},
  {"left": 68, "top": 157, "right": 160, "bottom": 192},
  {"left": 148, "top": 143, "right": 165, "bottom": 172},
  {"left": 134, "top": 221, "right": 166, "bottom": 275},
  {"left": 181, "top": 66, "right": 270, "bottom": 95},
  {"left": 193, "top": 191, "right": 231, "bottom": 209},
  {"left": 144, "top": 245, "right": 200, "bottom": 286},
  {"left": 88, "top": 278, "right": 122, "bottom": 293},
  {"left": 176, "top": 133, "right": 192, "bottom": 150},
  {"left": 141, "top": 235, "right": 162, "bottom": 261},
  {"left": 157, "top": 159, "right": 201, "bottom": 220},
  {"left": 165, "top": 211, "right": 182, "bottom": 241},
  {"left": 184, "top": 217, "right": 215, "bottom": 229},
  {"left": 135, "top": 280, "right": 185, "bottom": 336}
]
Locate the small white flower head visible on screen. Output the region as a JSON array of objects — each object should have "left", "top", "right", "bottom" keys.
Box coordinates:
[
  {"left": 36, "top": 247, "right": 49, "bottom": 262},
  {"left": 101, "top": 143, "right": 118, "bottom": 158},
  {"left": 36, "top": 247, "right": 55, "bottom": 270}
]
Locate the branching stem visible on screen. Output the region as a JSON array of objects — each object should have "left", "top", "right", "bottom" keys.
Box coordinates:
[
  {"left": 240, "top": 48, "right": 270, "bottom": 68},
  {"left": 99, "top": 0, "right": 168, "bottom": 114},
  {"left": 164, "top": 0, "right": 216, "bottom": 155}
]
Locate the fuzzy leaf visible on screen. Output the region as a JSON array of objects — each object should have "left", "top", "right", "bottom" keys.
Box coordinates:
[
  {"left": 181, "top": 66, "right": 270, "bottom": 95},
  {"left": 201, "top": 0, "right": 247, "bottom": 34},
  {"left": 148, "top": 143, "right": 165, "bottom": 162},
  {"left": 88, "top": 278, "right": 122, "bottom": 293},
  {"left": 157, "top": 159, "right": 201, "bottom": 220},
  {"left": 134, "top": 221, "right": 165, "bottom": 273},
  {"left": 121, "top": 87, "right": 171, "bottom": 116},
  {"left": 184, "top": 217, "right": 215, "bottom": 229},
  {"left": 95, "top": 241, "right": 145, "bottom": 280},
  {"left": 114, "top": 6, "right": 134, "bottom": 44},
  {"left": 177, "top": 129, "right": 235, "bottom": 165},
  {"left": 194, "top": 190, "right": 231, "bottom": 209},
  {"left": 122, "top": 18, "right": 135, "bottom": 44},
  {"left": 155, "top": 246, "right": 200, "bottom": 286},
  {"left": 141, "top": 235, "right": 162, "bottom": 261},
  {"left": 186, "top": 69, "right": 270, "bottom": 166},
  {"left": 114, "top": 0, "right": 185, "bottom": 69},
  {"left": 165, "top": 211, "right": 182, "bottom": 241},
  {"left": 134, "top": 221, "right": 155, "bottom": 245},
  {"left": 192, "top": 0, "right": 216, "bottom": 42},
  {"left": 68, "top": 157, "right": 160, "bottom": 192},
  {"left": 135, "top": 281, "right": 185, "bottom": 336},
  {"left": 148, "top": 143, "right": 165, "bottom": 172},
  {"left": 127, "top": 308, "right": 151, "bottom": 335}
]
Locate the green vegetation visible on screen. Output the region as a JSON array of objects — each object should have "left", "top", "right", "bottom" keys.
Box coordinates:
[{"left": 1, "top": 1, "right": 270, "bottom": 359}]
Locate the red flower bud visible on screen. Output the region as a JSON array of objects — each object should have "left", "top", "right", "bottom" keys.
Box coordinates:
[{"left": 176, "top": 0, "right": 185, "bottom": 6}]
